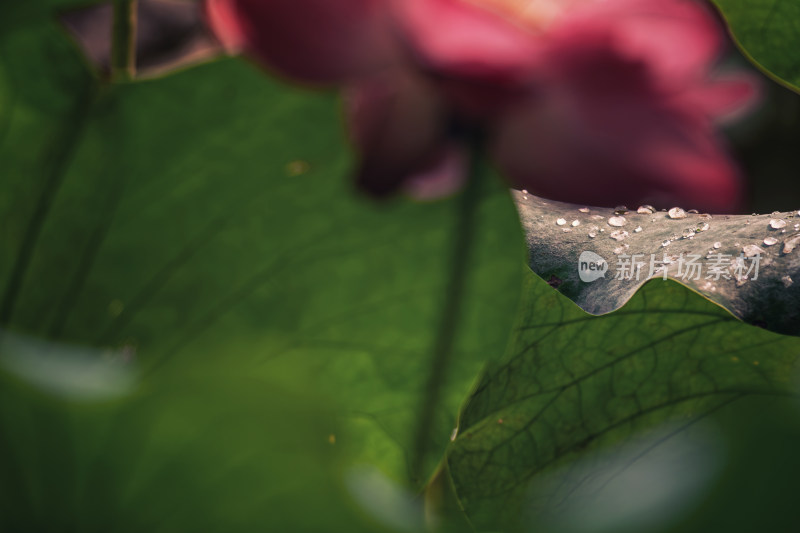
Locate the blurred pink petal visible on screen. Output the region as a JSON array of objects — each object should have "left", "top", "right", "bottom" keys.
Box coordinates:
[
  {"left": 206, "top": 0, "right": 395, "bottom": 83},
  {"left": 403, "top": 144, "right": 469, "bottom": 200},
  {"left": 553, "top": 0, "right": 723, "bottom": 84},
  {"left": 491, "top": 39, "right": 744, "bottom": 212},
  {"left": 205, "top": 0, "right": 247, "bottom": 52},
  {"left": 678, "top": 74, "right": 762, "bottom": 123},
  {"left": 206, "top": 0, "right": 761, "bottom": 210},
  {"left": 392, "top": 0, "right": 541, "bottom": 88},
  {"left": 345, "top": 71, "right": 450, "bottom": 197}
]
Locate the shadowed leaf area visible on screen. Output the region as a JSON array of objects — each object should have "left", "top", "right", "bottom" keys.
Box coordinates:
[
  {"left": 0, "top": 8, "right": 523, "bottom": 530},
  {"left": 447, "top": 270, "right": 800, "bottom": 531}
]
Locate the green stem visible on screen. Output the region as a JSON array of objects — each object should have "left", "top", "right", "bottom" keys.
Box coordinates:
[
  {"left": 410, "top": 145, "right": 485, "bottom": 485},
  {"left": 111, "top": 0, "right": 138, "bottom": 81}
]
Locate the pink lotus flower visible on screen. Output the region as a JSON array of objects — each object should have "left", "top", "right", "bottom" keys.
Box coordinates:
[{"left": 206, "top": 0, "right": 758, "bottom": 212}]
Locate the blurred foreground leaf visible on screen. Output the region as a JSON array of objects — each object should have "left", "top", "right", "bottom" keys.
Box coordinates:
[
  {"left": 0, "top": 366, "right": 382, "bottom": 532},
  {"left": 0, "top": 5, "right": 524, "bottom": 527}
]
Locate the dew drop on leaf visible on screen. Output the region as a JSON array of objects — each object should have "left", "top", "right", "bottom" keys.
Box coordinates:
[
  {"left": 668, "top": 207, "right": 687, "bottom": 219},
  {"left": 610, "top": 230, "right": 629, "bottom": 241},
  {"left": 742, "top": 244, "right": 764, "bottom": 257},
  {"left": 769, "top": 219, "right": 787, "bottom": 229},
  {"left": 783, "top": 234, "right": 800, "bottom": 254}
]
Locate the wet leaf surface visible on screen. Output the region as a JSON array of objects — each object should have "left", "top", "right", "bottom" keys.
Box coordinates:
[{"left": 516, "top": 192, "right": 800, "bottom": 335}]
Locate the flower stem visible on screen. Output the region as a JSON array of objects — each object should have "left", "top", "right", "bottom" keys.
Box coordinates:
[
  {"left": 111, "top": 0, "right": 138, "bottom": 81},
  {"left": 411, "top": 143, "right": 485, "bottom": 485}
]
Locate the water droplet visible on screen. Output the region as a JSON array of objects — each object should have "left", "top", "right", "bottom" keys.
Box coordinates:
[
  {"left": 571, "top": 219, "right": 580, "bottom": 227},
  {"left": 701, "top": 281, "right": 718, "bottom": 292},
  {"left": 637, "top": 205, "right": 655, "bottom": 214},
  {"left": 587, "top": 225, "right": 599, "bottom": 238},
  {"left": 668, "top": 207, "right": 687, "bottom": 219},
  {"left": 783, "top": 234, "right": 800, "bottom": 254},
  {"left": 669, "top": 233, "right": 680, "bottom": 241},
  {"left": 742, "top": 244, "right": 764, "bottom": 257},
  {"left": 763, "top": 237, "right": 779, "bottom": 246},
  {"left": 688, "top": 209, "right": 699, "bottom": 214},
  {"left": 713, "top": 242, "right": 722, "bottom": 249},
  {"left": 782, "top": 275, "right": 794, "bottom": 288},
  {"left": 682, "top": 228, "right": 696, "bottom": 239},
  {"left": 614, "top": 205, "right": 628, "bottom": 215},
  {"left": 556, "top": 218, "right": 567, "bottom": 226},
  {"left": 521, "top": 189, "right": 528, "bottom": 194},
  {"left": 769, "top": 219, "right": 787, "bottom": 229},
  {"left": 699, "top": 213, "right": 712, "bottom": 220},
  {"left": 772, "top": 211, "right": 781, "bottom": 216},
  {"left": 614, "top": 244, "right": 630, "bottom": 254},
  {"left": 634, "top": 226, "right": 643, "bottom": 233},
  {"left": 696, "top": 222, "right": 710, "bottom": 232},
  {"left": 610, "top": 230, "right": 629, "bottom": 241},
  {"left": 662, "top": 240, "right": 671, "bottom": 247},
  {"left": 562, "top": 228, "right": 572, "bottom": 233},
  {"left": 608, "top": 216, "right": 627, "bottom": 227},
  {"left": 579, "top": 207, "right": 590, "bottom": 213},
  {"left": 591, "top": 215, "right": 605, "bottom": 221}
]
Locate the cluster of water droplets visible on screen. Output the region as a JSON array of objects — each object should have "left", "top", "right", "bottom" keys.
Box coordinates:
[{"left": 549, "top": 201, "right": 800, "bottom": 277}]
